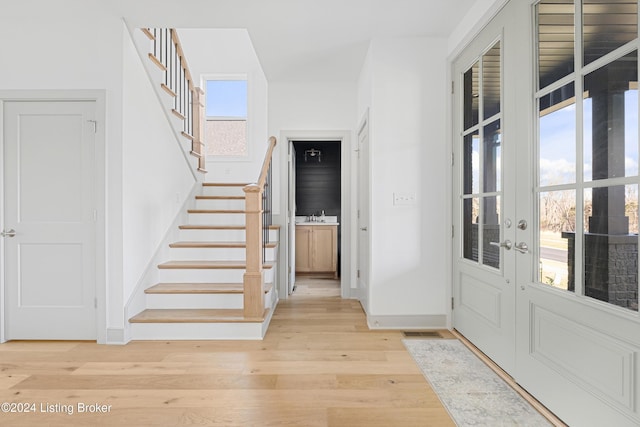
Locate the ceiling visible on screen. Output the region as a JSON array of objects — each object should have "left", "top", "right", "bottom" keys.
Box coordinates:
[{"left": 115, "top": 0, "right": 479, "bottom": 82}]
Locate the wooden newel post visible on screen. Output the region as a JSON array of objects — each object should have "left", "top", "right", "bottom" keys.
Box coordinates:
[
  {"left": 192, "top": 87, "right": 206, "bottom": 170},
  {"left": 243, "top": 183, "right": 265, "bottom": 318}
]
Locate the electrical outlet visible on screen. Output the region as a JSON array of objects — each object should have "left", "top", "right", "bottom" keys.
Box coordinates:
[{"left": 393, "top": 192, "right": 417, "bottom": 206}]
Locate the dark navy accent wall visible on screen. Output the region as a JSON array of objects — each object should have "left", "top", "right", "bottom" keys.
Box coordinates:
[
  {"left": 293, "top": 141, "right": 341, "bottom": 276},
  {"left": 293, "top": 141, "right": 341, "bottom": 217}
]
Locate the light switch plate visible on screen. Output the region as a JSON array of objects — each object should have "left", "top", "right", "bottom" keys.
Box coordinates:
[{"left": 393, "top": 192, "right": 417, "bottom": 206}]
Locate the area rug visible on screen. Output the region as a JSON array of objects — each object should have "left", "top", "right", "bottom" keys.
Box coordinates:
[{"left": 403, "top": 339, "right": 552, "bottom": 426}]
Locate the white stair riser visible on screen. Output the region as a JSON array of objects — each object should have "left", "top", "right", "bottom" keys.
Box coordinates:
[
  {"left": 147, "top": 293, "right": 243, "bottom": 309},
  {"left": 201, "top": 186, "right": 247, "bottom": 197},
  {"left": 145, "top": 289, "right": 274, "bottom": 310},
  {"left": 179, "top": 229, "right": 246, "bottom": 241},
  {"left": 195, "top": 199, "right": 246, "bottom": 210},
  {"left": 131, "top": 321, "right": 267, "bottom": 340},
  {"left": 178, "top": 229, "right": 278, "bottom": 241},
  {"left": 158, "top": 268, "right": 275, "bottom": 283},
  {"left": 188, "top": 213, "right": 246, "bottom": 225},
  {"left": 168, "top": 247, "right": 277, "bottom": 261}
]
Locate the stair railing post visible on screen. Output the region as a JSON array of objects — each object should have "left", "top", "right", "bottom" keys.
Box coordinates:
[
  {"left": 192, "top": 87, "right": 206, "bottom": 171},
  {"left": 243, "top": 183, "right": 265, "bottom": 318}
]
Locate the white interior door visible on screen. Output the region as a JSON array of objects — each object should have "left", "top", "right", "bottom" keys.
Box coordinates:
[
  {"left": 3, "top": 100, "right": 97, "bottom": 340},
  {"left": 357, "top": 116, "right": 370, "bottom": 311}
]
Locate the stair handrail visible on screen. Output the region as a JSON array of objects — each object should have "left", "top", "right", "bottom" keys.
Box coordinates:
[
  {"left": 145, "top": 28, "right": 206, "bottom": 172},
  {"left": 243, "top": 136, "right": 277, "bottom": 318}
]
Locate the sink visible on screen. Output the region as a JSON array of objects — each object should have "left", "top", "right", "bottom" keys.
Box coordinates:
[
  {"left": 297, "top": 221, "right": 339, "bottom": 226},
  {"left": 295, "top": 215, "right": 339, "bottom": 225}
]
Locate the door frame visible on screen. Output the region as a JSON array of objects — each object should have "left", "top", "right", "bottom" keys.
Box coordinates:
[
  {"left": 356, "top": 111, "right": 371, "bottom": 311},
  {"left": 279, "top": 129, "right": 352, "bottom": 299},
  {"left": 0, "top": 90, "right": 106, "bottom": 344}
]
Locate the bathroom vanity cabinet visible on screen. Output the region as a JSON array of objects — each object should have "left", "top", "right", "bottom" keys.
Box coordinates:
[{"left": 295, "top": 224, "right": 338, "bottom": 278}]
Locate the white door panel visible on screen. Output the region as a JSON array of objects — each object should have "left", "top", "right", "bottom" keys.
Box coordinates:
[{"left": 3, "top": 100, "right": 96, "bottom": 340}]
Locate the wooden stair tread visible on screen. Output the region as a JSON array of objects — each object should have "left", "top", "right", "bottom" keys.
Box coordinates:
[
  {"left": 158, "top": 260, "right": 275, "bottom": 269},
  {"left": 195, "top": 195, "right": 246, "bottom": 200},
  {"left": 129, "top": 308, "right": 268, "bottom": 323},
  {"left": 141, "top": 28, "right": 155, "bottom": 41},
  {"left": 202, "top": 183, "right": 250, "bottom": 187},
  {"left": 179, "top": 224, "right": 280, "bottom": 230},
  {"left": 188, "top": 209, "right": 246, "bottom": 214},
  {"left": 169, "top": 241, "right": 277, "bottom": 248},
  {"left": 145, "top": 283, "right": 273, "bottom": 294}
]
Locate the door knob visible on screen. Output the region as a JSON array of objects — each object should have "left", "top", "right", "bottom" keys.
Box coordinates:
[
  {"left": 360, "top": 227, "right": 368, "bottom": 231},
  {"left": 1, "top": 229, "right": 16, "bottom": 238},
  {"left": 490, "top": 240, "right": 512, "bottom": 250},
  {"left": 514, "top": 242, "right": 529, "bottom": 253}
]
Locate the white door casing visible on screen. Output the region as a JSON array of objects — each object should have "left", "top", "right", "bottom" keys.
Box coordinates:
[
  {"left": 3, "top": 100, "right": 97, "bottom": 340},
  {"left": 357, "top": 115, "right": 370, "bottom": 312},
  {"left": 288, "top": 141, "right": 296, "bottom": 294}
]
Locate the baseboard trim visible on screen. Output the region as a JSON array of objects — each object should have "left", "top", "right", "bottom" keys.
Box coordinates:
[
  {"left": 106, "top": 328, "right": 128, "bottom": 345},
  {"left": 367, "top": 314, "right": 447, "bottom": 330}
]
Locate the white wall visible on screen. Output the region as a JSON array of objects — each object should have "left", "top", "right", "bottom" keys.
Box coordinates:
[
  {"left": 0, "top": 0, "right": 126, "bottom": 340},
  {"left": 357, "top": 37, "right": 449, "bottom": 327},
  {"left": 0, "top": 0, "right": 200, "bottom": 342},
  {"left": 269, "top": 80, "right": 358, "bottom": 298},
  {"left": 178, "top": 29, "right": 269, "bottom": 184},
  {"left": 122, "top": 28, "right": 196, "bottom": 313},
  {"left": 269, "top": 80, "right": 357, "bottom": 214}
]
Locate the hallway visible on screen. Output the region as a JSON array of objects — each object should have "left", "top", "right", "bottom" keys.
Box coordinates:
[{"left": 0, "top": 280, "right": 454, "bottom": 426}]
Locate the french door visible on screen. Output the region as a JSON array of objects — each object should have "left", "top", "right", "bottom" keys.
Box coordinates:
[
  {"left": 454, "top": 1, "right": 640, "bottom": 426},
  {"left": 452, "top": 0, "right": 524, "bottom": 376}
]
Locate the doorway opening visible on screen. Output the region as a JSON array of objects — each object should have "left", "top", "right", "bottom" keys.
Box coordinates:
[{"left": 289, "top": 140, "right": 342, "bottom": 297}]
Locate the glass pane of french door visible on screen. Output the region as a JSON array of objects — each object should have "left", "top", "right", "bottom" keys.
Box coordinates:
[{"left": 462, "top": 42, "right": 503, "bottom": 269}]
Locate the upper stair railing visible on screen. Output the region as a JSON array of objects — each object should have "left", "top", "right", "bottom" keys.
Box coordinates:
[
  {"left": 243, "top": 137, "right": 277, "bottom": 318},
  {"left": 142, "top": 28, "right": 206, "bottom": 173}
]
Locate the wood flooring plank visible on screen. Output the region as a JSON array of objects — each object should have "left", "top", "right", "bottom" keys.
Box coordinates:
[
  {"left": 12, "top": 374, "right": 279, "bottom": 390},
  {"left": 0, "top": 277, "right": 457, "bottom": 426},
  {"left": 328, "top": 407, "right": 455, "bottom": 427}
]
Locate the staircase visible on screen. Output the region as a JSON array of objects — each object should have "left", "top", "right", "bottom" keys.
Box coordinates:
[{"left": 129, "top": 182, "right": 279, "bottom": 340}]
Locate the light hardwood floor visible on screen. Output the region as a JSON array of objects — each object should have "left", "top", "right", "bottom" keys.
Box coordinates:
[{"left": 0, "top": 277, "right": 454, "bottom": 426}]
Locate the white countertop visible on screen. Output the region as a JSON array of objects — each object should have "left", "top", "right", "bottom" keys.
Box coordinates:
[{"left": 295, "top": 215, "right": 339, "bottom": 226}]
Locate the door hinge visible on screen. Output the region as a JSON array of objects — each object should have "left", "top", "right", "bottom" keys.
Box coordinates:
[
  {"left": 452, "top": 225, "right": 454, "bottom": 238},
  {"left": 357, "top": 269, "right": 360, "bottom": 279},
  {"left": 451, "top": 81, "right": 454, "bottom": 94},
  {"left": 451, "top": 152, "right": 454, "bottom": 166},
  {"left": 88, "top": 120, "right": 97, "bottom": 133},
  {"left": 451, "top": 297, "right": 454, "bottom": 310}
]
